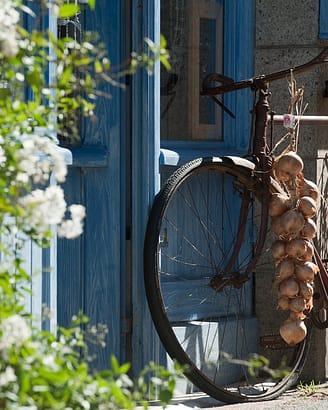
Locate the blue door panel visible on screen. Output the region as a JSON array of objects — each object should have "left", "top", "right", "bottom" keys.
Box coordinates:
[
  {"left": 57, "top": 170, "right": 84, "bottom": 327},
  {"left": 57, "top": 0, "right": 126, "bottom": 368}
]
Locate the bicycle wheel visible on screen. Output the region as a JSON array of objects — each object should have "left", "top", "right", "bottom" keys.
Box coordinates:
[{"left": 144, "top": 157, "right": 311, "bottom": 404}]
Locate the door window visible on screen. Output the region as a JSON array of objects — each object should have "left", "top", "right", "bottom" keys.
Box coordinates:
[
  {"left": 161, "top": 0, "right": 223, "bottom": 141},
  {"left": 160, "top": 0, "right": 255, "bottom": 162}
]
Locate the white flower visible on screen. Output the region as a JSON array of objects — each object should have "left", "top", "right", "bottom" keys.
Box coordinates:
[
  {"left": 0, "top": 366, "right": 17, "bottom": 387},
  {"left": 42, "top": 354, "right": 59, "bottom": 371},
  {"left": 0, "top": 315, "right": 31, "bottom": 350},
  {"left": 58, "top": 204, "right": 86, "bottom": 239},
  {"left": 0, "top": 1, "right": 20, "bottom": 58},
  {"left": 0, "top": 145, "right": 6, "bottom": 165},
  {"left": 19, "top": 185, "right": 67, "bottom": 234},
  {"left": 16, "top": 134, "right": 67, "bottom": 185}
]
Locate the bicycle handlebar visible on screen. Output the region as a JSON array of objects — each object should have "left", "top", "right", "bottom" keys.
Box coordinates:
[{"left": 202, "top": 46, "right": 328, "bottom": 96}]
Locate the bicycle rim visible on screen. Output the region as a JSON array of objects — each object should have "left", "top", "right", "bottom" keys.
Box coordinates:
[{"left": 144, "top": 157, "right": 311, "bottom": 404}]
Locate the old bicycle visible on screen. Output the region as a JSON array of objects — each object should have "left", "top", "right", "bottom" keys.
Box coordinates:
[{"left": 143, "top": 47, "right": 328, "bottom": 404}]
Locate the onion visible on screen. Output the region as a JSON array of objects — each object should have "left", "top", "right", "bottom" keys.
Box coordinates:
[
  {"left": 274, "top": 152, "right": 304, "bottom": 182},
  {"left": 276, "top": 258, "right": 295, "bottom": 281},
  {"left": 289, "top": 296, "right": 307, "bottom": 313},
  {"left": 277, "top": 295, "right": 290, "bottom": 310},
  {"left": 278, "top": 278, "right": 299, "bottom": 297},
  {"left": 298, "top": 177, "right": 319, "bottom": 203},
  {"left": 269, "top": 193, "right": 290, "bottom": 217},
  {"left": 299, "top": 240, "right": 314, "bottom": 262},
  {"left": 285, "top": 238, "right": 307, "bottom": 259},
  {"left": 277, "top": 209, "right": 305, "bottom": 238},
  {"left": 295, "top": 261, "right": 319, "bottom": 282},
  {"left": 300, "top": 219, "right": 317, "bottom": 240},
  {"left": 297, "top": 196, "right": 317, "bottom": 219},
  {"left": 298, "top": 281, "right": 314, "bottom": 299},
  {"left": 271, "top": 240, "right": 287, "bottom": 261},
  {"left": 271, "top": 216, "right": 285, "bottom": 236},
  {"left": 279, "top": 318, "right": 307, "bottom": 345}
]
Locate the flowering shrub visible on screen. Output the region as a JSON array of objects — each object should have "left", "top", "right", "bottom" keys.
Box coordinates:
[{"left": 0, "top": 0, "right": 176, "bottom": 408}]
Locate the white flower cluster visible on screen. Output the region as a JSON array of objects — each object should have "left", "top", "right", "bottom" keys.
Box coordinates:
[
  {"left": 0, "top": 0, "right": 19, "bottom": 58},
  {"left": 0, "top": 315, "right": 31, "bottom": 351},
  {"left": 58, "top": 204, "right": 86, "bottom": 239},
  {"left": 14, "top": 133, "right": 86, "bottom": 239},
  {"left": 0, "top": 366, "right": 16, "bottom": 387},
  {"left": 19, "top": 187, "right": 86, "bottom": 239},
  {"left": 16, "top": 133, "right": 67, "bottom": 184},
  {"left": 19, "top": 185, "right": 67, "bottom": 233}
]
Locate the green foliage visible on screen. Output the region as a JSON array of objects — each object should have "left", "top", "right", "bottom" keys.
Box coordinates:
[
  {"left": 0, "top": 316, "right": 181, "bottom": 408},
  {"left": 297, "top": 380, "right": 318, "bottom": 396}
]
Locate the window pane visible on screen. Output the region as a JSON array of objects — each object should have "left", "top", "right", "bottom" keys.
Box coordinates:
[
  {"left": 199, "top": 17, "right": 216, "bottom": 125},
  {"left": 161, "top": 0, "right": 223, "bottom": 141}
]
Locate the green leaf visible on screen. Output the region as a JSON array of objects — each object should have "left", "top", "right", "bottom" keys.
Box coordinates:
[
  {"left": 59, "top": 4, "right": 80, "bottom": 18},
  {"left": 88, "top": 0, "right": 96, "bottom": 9},
  {"left": 94, "top": 60, "right": 103, "bottom": 73}
]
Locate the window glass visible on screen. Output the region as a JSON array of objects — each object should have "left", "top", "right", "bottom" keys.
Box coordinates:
[{"left": 160, "top": 0, "right": 223, "bottom": 141}]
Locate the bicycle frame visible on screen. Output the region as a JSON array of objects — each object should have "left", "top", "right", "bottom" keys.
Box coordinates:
[{"left": 202, "top": 46, "right": 328, "bottom": 329}]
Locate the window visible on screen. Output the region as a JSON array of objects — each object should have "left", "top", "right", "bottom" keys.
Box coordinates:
[
  {"left": 160, "top": 0, "right": 255, "bottom": 164},
  {"left": 161, "top": 0, "right": 223, "bottom": 141}
]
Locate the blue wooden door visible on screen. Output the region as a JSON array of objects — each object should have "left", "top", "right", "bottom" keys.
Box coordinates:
[
  {"left": 57, "top": 0, "right": 127, "bottom": 368},
  {"left": 57, "top": 0, "right": 255, "bottom": 375},
  {"left": 57, "top": 0, "right": 162, "bottom": 371}
]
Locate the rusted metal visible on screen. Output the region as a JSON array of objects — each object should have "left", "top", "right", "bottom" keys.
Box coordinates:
[{"left": 202, "top": 46, "right": 328, "bottom": 96}]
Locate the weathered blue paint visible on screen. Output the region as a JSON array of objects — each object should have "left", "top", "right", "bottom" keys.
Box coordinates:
[
  {"left": 130, "top": 0, "right": 163, "bottom": 374},
  {"left": 57, "top": 0, "right": 255, "bottom": 374},
  {"left": 57, "top": 0, "right": 126, "bottom": 369},
  {"left": 319, "top": 0, "right": 328, "bottom": 39}
]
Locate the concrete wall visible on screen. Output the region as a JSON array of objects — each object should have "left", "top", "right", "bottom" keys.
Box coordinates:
[{"left": 255, "top": 0, "right": 328, "bottom": 382}]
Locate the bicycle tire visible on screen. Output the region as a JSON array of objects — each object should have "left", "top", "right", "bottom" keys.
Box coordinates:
[{"left": 144, "top": 157, "right": 311, "bottom": 404}]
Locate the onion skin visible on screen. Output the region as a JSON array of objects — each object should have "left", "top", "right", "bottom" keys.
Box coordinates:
[
  {"left": 271, "top": 216, "right": 285, "bottom": 237},
  {"left": 279, "top": 318, "right": 307, "bottom": 345},
  {"left": 277, "top": 295, "right": 290, "bottom": 310},
  {"left": 298, "top": 177, "right": 319, "bottom": 203},
  {"left": 299, "top": 240, "right": 314, "bottom": 262},
  {"left": 277, "top": 209, "right": 305, "bottom": 238},
  {"left": 289, "top": 296, "right": 306, "bottom": 313},
  {"left": 269, "top": 193, "right": 290, "bottom": 217},
  {"left": 276, "top": 258, "right": 295, "bottom": 281},
  {"left": 274, "top": 152, "right": 304, "bottom": 182},
  {"left": 278, "top": 278, "right": 299, "bottom": 297},
  {"left": 297, "top": 196, "right": 317, "bottom": 219},
  {"left": 298, "top": 281, "right": 314, "bottom": 299},
  {"left": 295, "top": 261, "right": 319, "bottom": 282},
  {"left": 285, "top": 238, "right": 307, "bottom": 259},
  {"left": 300, "top": 219, "right": 317, "bottom": 240},
  {"left": 271, "top": 240, "right": 287, "bottom": 261}
]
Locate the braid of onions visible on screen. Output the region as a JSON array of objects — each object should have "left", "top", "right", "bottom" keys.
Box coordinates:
[{"left": 269, "top": 150, "right": 320, "bottom": 345}]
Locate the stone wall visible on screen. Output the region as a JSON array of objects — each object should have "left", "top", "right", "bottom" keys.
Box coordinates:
[{"left": 255, "top": 0, "right": 328, "bottom": 382}]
